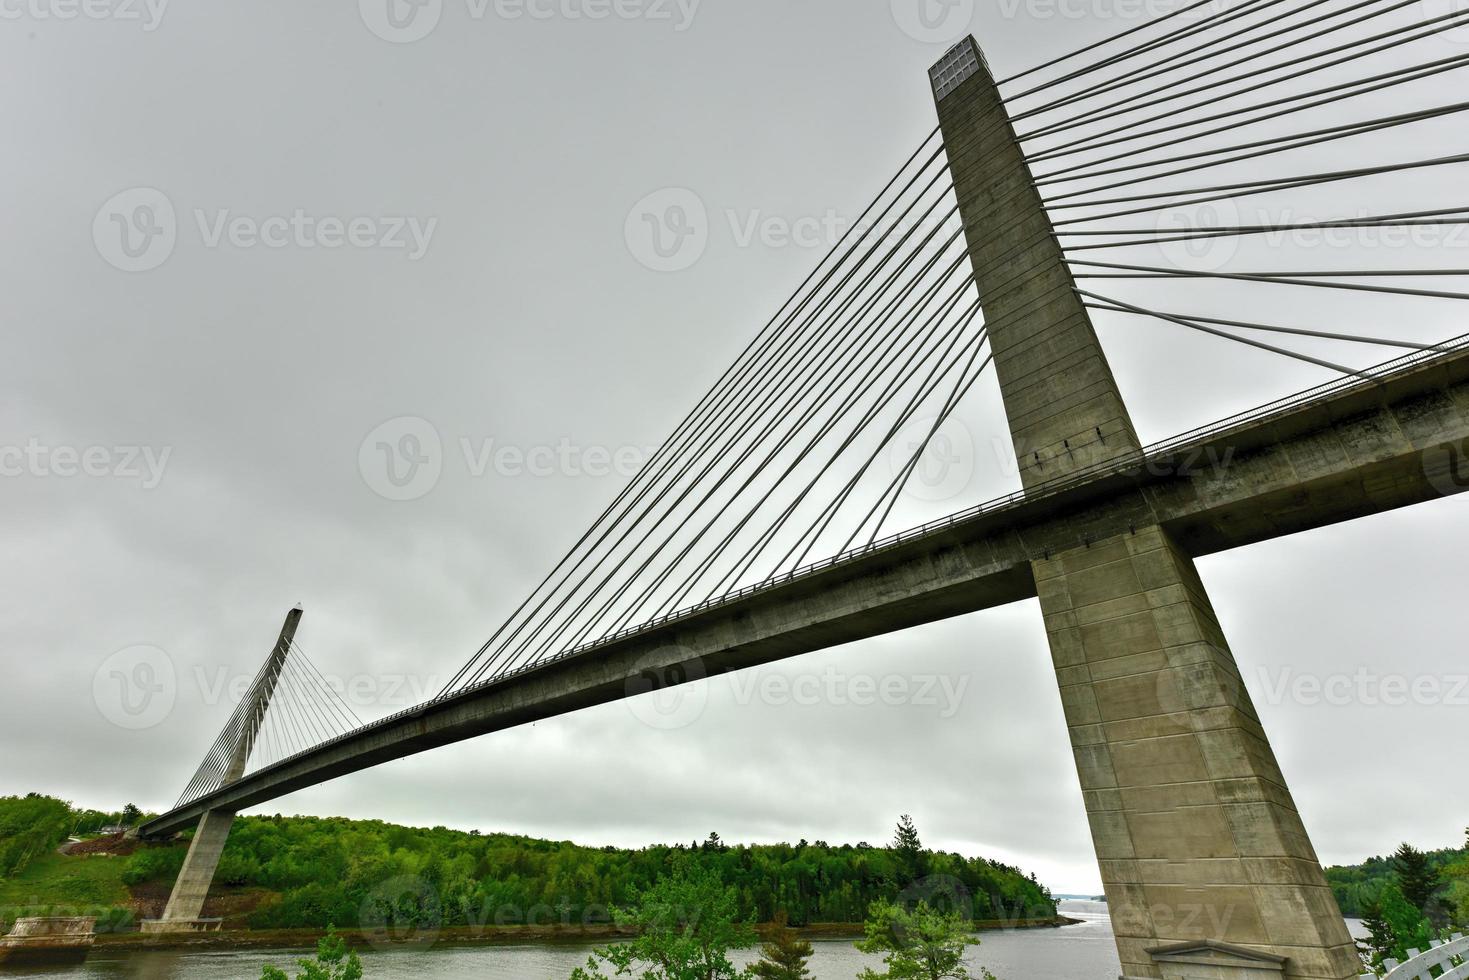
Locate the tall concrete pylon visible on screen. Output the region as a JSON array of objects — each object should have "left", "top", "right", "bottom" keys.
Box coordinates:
[
  {"left": 930, "top": 38, "right": 1359, "bottom": 980},
  {"left": 142, "top": 606, "right": 302, "bottom": 933}
]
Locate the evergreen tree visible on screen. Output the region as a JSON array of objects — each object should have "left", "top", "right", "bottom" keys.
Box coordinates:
[
  {"left": 1393, "top": 843, "right": 1442, "bottom": 921},
  {"left": 749, "top": 910, "right": 814, "bottom": 980},
  {"left": 893, "top": 815, "right": 925, "bottom": 888},
  {"left": 1357, "top": 901, "right": 1394, "bottom": 973}
]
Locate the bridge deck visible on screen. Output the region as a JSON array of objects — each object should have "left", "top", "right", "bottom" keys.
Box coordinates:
[{"left": 141, "top": 334, "right": 1469, "bottom": 839}]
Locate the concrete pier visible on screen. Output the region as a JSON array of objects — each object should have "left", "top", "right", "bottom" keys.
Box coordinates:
[{"left": 931, "top": 37, "right": 1359, "bottom": 980}]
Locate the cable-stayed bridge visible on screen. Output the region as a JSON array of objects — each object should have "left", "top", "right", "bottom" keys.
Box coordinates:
[{"left": 136, "top": 5, "right": 1469, "bottom": 978}]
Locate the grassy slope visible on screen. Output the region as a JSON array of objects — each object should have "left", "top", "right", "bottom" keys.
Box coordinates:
[{"left": 0, "top": 848, "right": 134, "bottom": 915}]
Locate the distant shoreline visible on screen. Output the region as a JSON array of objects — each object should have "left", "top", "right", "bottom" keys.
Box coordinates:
[{"left": 93, "top": 916, "right": 1086, "bottom": 953}]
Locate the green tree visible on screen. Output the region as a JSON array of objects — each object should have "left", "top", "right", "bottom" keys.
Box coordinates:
[
  {"left": 892, "top": 816, "right": 925, "bottom": 888},
  {"left": 748, "top": 911, "right": 813, "bottom": 980},
  {"left": 120, "top": 804, "right": 143, "bottom": 827},
  {"left": 1393, "top": 843, "right": 1442, "bottom": 919},
  {"left": 571, "top": 858, "right": 755, "bottom": 980},
  {"left": 1357, "top": 901, "right": 1394, "bottom": 973},
  {"left": 855, "top": 899, "right": 997, "bottom": 980},
  {"left": 1446, "top": 828, "right": 1469, "bottom": 925},
  {"left": 1369, "top": 881, "right": 1434, "bottom": 966},
  {"left": 260, "top": 926, "right": 363, "bottom": 980}
]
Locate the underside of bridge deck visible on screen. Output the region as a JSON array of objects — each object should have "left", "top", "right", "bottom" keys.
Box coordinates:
[{"left": 141, "top": 329, "right": 1469, "bottom": 844}]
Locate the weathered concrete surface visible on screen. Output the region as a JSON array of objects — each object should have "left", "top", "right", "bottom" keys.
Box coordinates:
[
  {"left": 148, "top": 809, "right": 235, "bottom": 926},
  {"left": 932, "top": 36, "right": 1141, "bottom": 488},
  {"left": 1037, "top": 527, "right": 1357, "bottom": 980},
  {"left": 140, "top": 337, "right": 1469, "bottom": 841}
]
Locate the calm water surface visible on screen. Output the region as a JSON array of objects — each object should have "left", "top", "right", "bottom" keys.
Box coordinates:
[{"left": 8, "top": 903, "right": 1364, "bottom": 980}]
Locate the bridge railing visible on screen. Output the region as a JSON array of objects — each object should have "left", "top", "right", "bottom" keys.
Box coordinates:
[
  {"left": 162, "top": 330, "right": 1469, "bottom": 815},
  {"left": 1361, "top": 932, "right": 1469, "bottom": 979}
]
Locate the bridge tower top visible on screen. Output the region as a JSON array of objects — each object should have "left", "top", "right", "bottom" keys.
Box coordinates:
[{"left": 931, "top": 36, "right": 1142, "bottom": 489}]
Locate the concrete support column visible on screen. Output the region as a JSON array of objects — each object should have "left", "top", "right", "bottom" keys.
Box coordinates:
[
  {"left": 1034, "top": 526, "right": 1358, "bottom": 980},
  {"left": 929, "top": 37, "right": 1357, "bottom": 979},
  {"left": 149, "top": 808, "right": 236, "bottom": 928}
]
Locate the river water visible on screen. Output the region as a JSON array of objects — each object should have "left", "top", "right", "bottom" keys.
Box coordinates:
[
  {"left": 5, "top": 903, "right": 1363, "bottom": 980},
  {"left": 2, "top": 902, "right": 1120, "bottom": 980}
]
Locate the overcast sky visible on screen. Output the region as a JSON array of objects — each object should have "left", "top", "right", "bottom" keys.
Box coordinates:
[{"left": 2, "top": 0, "right": 1466, "bottom": 895}]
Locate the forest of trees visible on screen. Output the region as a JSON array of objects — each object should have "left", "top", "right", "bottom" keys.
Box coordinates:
[
  {"left": 1, "top": 795, "right": 1057, "bottom": 934},
  {"left": 1326, "top": 837, "right": 1469, "bottom": 918}
]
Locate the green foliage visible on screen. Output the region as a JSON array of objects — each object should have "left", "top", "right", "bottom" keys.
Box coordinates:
[
  {"left": 121, "top": 845, "right": 186, "bottom": 886},
  {"left": 1326, "top": 839, "right": 1468, "bottom": 918},
  {"left": 261, "top": 925, "right": 364, "bottom": 980},
  {"left": 177, "top": 814, "right": 1053, "bottom": 931},
  {"left": 1393, "top": 843, "right": 1445, "bottom": 923},
  {"left": 1359, "top": 881, "right": 1434, "bottom": 970},
  {"left": 748, "top": 911, "right": 813, "bottom": 980},
  {"left": 570, "top": 858, "right": 755, "bottom": 980},
  {"left": 892, "top": 817, "right": 925, "bottom": 889},
  {"left": 1447, "top": 829, "right": 1469, "bottom": 924},
  {"left": 1, "top": 797, "right": 1056, "bottom": 937},
  {"left": 0, "top": 794, "right": 72, "bottom": 878},
  {"left": 854, "top": 899, "right": 997, "bottom": 980}
]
